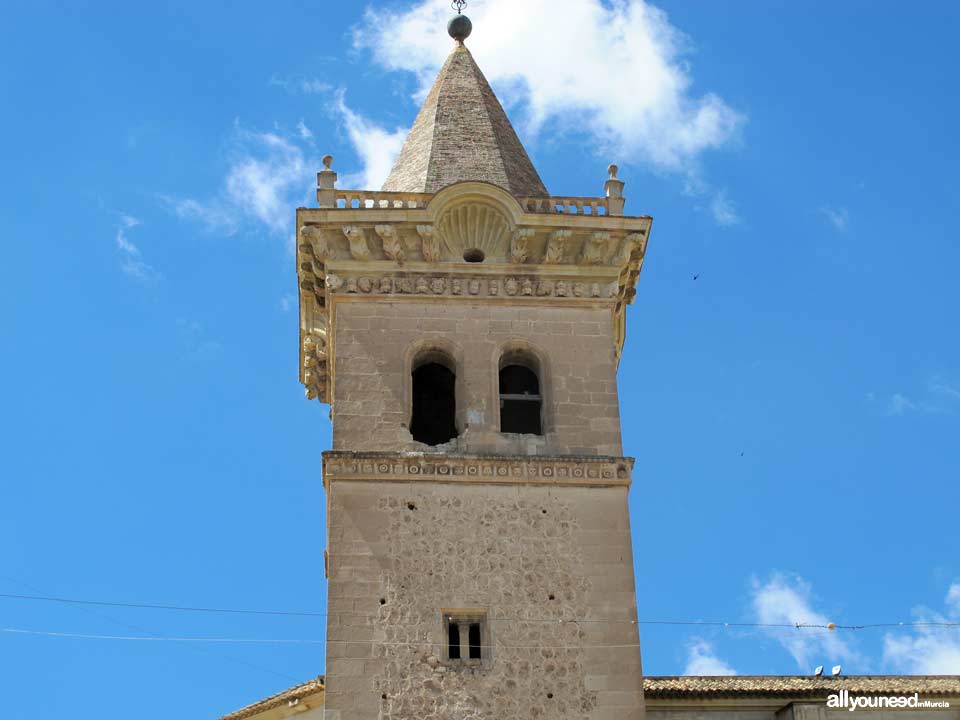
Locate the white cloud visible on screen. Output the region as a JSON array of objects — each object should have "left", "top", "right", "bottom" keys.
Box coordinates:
[
  {"left": 710, "top": 189, "right": 740, "bottom": 226},
  {"left": 684, "top": 639, "right": 736, "bottom": 675},
  {"left": 356, "top": 0, "right": 743, "bottom": 175},
  {"left": 296, "top": 120, "right": 313, "bottom": 140},
  {"left": 872, "top": 376, "right": 960, "bottom": 416},
  {"left": 335, "top": 93, "right": 408, "bottom": 190},
  {"left": 114, "top": 214, "right": 161, "bottom": 283},
  {"left": 929, "top": 377, "right": 960, "bottom": 403},
  {"left": 751, "top": 573, "right": 857, "bottom": 671},
  {"left": 948, "top": 582, "right": 960, "bottom": 612},
  {"left": 886, "top": 392, "right": 919, "bottom": 416},
  {"left": 162, "top": 125, "right": 315, "bottom": 238},
  {"left": 279, "top": 293, "right": 296, "bottom": 313},
  {"left": 269, "top": 75, "right": 332, "bottom": 95},
  {"left": 883, "top": 582, "right": 960, "bottom": 674},
  {"left": 820, "top": 206, "right": 849, "bottom": 231}
]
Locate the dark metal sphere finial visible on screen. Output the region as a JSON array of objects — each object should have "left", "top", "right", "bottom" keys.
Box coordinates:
[{"left": 447, "top": 13, "right": 472, "bottom": 42}]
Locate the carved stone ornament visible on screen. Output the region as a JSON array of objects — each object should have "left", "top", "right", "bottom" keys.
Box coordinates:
[
  {"left": 416, "top": 224, "right": 441, "bottom": 263},
  {"left": 436, "top": 202, "right": 511, "bottom": 259},
  {"left": 581, "top": 231, "right": 613, "bottom": 265},
  {"left": 375, "top": 224, "right": 404, "bottom": 262},
  {"left": 342, "top": 226, "right": 370, "bottom": 261},
  {"left": 622, "top": 231, "right": 647, "bottom": 263},
  {"left": 510, "top": 227, "right": 535, "bottom": 264},
  {"left": 302, "top": 331, "right": 328, "bottom": 401},
  {"left": 544, "top": 229, "right": 571, "bottom": 264},
  {"left": 322, "top": 451, "right": 633, "bottom": 487},
  {"left": 300, "top": 224, "right": 332, "bottom": 260}
]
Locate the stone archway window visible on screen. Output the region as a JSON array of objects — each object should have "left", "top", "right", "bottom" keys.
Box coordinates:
[
  {"left": 410, "top": 352, "right": 458, "bottom": 446},
  {"left": 499, "top": 357, "right": 542, "bottom": 435}
]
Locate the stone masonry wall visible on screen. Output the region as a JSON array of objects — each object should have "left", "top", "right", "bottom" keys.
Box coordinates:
[
  {"left": 323, "top": 479, "right": 644, "bottom": 720},
  {"left": 331, "top": 299, "right": 623, "bottom": 457}
]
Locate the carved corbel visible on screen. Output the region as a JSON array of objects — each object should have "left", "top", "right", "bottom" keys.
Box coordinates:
[
  {"left": 300, "top": 224, "right": 332, "bottom": 261},
  {"left": 375, "top": 224, "right": 404, "bottom": 263},
  {"left": 302, "top": 330, "right": 328, "bottom": 402},
  {"left": 622, "top": 231, "right": 648, "bottom": 264},
  {"left": 417, "top": 225, "right": 441, "bottom": 263},
  {"left": 544, "top": 229, "right": 571, "bottom": 264},
  {"left": 342, "top": 226, "right": 370, "bottom": 261},
  {"left": 580, "top": 231, "right": 613, "bottom": 265},
  {"left": 510, "top": 228, "right": 535, "bottom": 264}
]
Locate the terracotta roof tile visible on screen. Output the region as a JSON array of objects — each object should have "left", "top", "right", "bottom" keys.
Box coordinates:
[
  {"left": 218, "top": 677, "right": 324, "bottom": 720},
  {"left": 643, "top": 675, "right": 960, "bottom": 698}
]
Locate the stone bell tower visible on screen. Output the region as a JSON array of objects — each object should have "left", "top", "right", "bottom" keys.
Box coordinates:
[{"left": 296, "top": 12, "right": 651, "bottom": 720}]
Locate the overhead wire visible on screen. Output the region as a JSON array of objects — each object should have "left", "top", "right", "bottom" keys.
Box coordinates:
[{"left": 2, "top": 591, "right": 958, "bottom": 630}]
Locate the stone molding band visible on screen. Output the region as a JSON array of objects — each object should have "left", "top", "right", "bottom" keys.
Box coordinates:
[{"left": 322, "top": 451, "right": 634, "bottom": 489}]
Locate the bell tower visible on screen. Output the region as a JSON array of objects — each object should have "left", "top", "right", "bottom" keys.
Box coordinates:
[{"left": 296, "top": 11, "right": 651, "bottom": 720}]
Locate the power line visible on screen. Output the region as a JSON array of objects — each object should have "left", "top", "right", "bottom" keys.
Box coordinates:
[
  {"left": 3, "top": 622, "right": 957, "bottom": 648},
  {"left": 3, "top": 592, "right": 958, "bottom": 630},
  {"left": 0, "top": 582, "right": 300, "bottom": 683},
  {"left": 0, "top": 592, "right": 326, "bottom": 618}
]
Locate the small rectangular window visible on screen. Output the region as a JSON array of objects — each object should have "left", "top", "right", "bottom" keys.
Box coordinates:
[{"left": 443, "top": 610, "right": 487, "bottom": 663}]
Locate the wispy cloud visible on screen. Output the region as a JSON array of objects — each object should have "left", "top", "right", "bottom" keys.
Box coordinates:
[
  {"left": 114, "top": 214, "right": 161, "bottom": 283},
  {"left": 869, "top": 375, "right": 960, "bottom": 417},
  {"left": 750, "top": 573, "right": 858, "bottom": 671},
  {"left": 268, "top": 74, "right": 332, "bottom": 95},
  {"left": 296, "top": 120, "right": 313, "bottom": 140},
  {"left": 883, "top": 581, "right": 960, "bottom": 674},
  {"left": 684, "top": 639, "right": 736, "bottom": 675},
  {"left": 929, "top": 376, "right": 960, "bottom": 403},
  {"left": 279, "top": 293, "right": 296, "bottom": 313},
  {"left": 161, "top": 124, "right": 315, "bottom": 238},
  {"left": 334, "top": 93, "right": 408, "bottom": 190},
  {"left": 710, "top": 189, "right": 740, "bottom": 226},
  {"left": 820, "top": 205, "right": 850, "bottom": 231},
  {"left": 352, "top": 0, "right": 743, "bottom": 223}
]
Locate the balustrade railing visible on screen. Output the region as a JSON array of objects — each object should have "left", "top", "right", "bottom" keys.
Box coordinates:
[{"left": 320, "top": 190, "right": 613, "bottom": 216}]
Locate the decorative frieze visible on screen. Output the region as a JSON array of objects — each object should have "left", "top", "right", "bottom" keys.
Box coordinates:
[
  {"left": 322, "top": 451, "right": 634, "bottom": 487},
  {"left": 324, "top": 272, "right": 617, "bottom": 300}
]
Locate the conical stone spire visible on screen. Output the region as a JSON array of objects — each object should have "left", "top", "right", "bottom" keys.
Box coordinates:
[{"left": 381, "top": 38, "right": 548, "bottom": 198}]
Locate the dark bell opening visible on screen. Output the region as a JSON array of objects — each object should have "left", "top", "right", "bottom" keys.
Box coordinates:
[
  {"left": 411, "top": 362, "right": 458, "bottom": 446},
  {"left": 463, "top": 248, "right": 485, "bottom": 263},
  {"left": 499, "top": 364, "right": 542, "bottom": 435},
  {"left": 468, "top": 623, "right": 482, "bottom": 659},
  {"left": 448, "top": 622, "right": 461, "bottom": 660}
]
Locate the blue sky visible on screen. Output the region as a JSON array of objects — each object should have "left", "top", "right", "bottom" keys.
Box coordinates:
[{"left": 2, "top": 0, "right": 959, "bottom": 717}]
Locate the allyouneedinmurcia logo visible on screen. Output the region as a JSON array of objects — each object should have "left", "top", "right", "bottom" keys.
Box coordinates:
[{"left": 827, "top": 689, "right": 951, "bottom": 711}]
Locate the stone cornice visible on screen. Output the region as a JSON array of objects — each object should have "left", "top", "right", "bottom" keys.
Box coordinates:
[
  {"left": 322, "top": 451, "right": 634, "bottom": 489},
  {"left": 296, "top": 181, "right": 651, "bottom": 404}
]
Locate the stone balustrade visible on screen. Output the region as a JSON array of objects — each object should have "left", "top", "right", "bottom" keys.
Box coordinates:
[
  {"left": 519, "top": 196, "right": 612, "bottom": 216},
  {"left": 327, "top": 190, "right": 434, "bottom": 209},
  {"left": 321, "top": 188, "right": 614, "bottom": 216}
]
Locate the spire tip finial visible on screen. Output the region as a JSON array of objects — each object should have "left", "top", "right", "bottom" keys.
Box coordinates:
[{"left": 448, "top": 1, "right": 471, "bottom": 42}]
